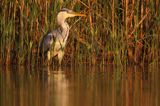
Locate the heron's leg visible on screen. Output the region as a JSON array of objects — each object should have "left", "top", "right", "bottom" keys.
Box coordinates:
[
  {"left": 47, "top": 51, "right": 51, "bottom": 60},
  {"left": 46, "top": 51, "right": 51, "bottom": 65},
  {"left": 58, "top": 50, "right": 64, "bottom": 65}
]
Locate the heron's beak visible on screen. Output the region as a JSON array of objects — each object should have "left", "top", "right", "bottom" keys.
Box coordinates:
[{"left": 69, "top": 11, "right": 86, "bottom": 17}]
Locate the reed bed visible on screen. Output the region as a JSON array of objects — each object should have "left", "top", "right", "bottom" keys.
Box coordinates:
[{"left": 0, "top": 0, "right": 160, "bottom": 66}]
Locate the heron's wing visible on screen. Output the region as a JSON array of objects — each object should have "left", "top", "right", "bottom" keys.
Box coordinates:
[
  {"left": 40, "top": 32, "right": 54, "bottom": 55},
  {"left": 50, "top": 30, "right": 58, "bottom": 38},
  {"left": 50, "top": 29, "right": 64, "bottom": 56}
]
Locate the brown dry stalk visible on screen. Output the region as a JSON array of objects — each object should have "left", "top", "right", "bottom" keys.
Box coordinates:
[
  {"left": 125, "top": 0, "right": 129, "bottom": 37},
  {"left": 112, "top": 0, "right": 115, "bottom": 37},
  {"left": 79, "top": 0, "right": 89, "bottom": 8},
  {"left": 88, "top": 0, "right": 94, "bottom": 34},
  {"left": 129, "top": 9, "right": 150, "bottom": 36}
]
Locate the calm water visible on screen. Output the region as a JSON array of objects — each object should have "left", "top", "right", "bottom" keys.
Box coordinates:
[{"left": 0, "top": 65, "right": 160, "bottom": 106}]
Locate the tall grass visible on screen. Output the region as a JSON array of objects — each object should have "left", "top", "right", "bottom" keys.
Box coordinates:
[{"left": 0, "top": 0, "right": 160, "bottom": 66}]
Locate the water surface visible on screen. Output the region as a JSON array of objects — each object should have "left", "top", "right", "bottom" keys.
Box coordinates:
[{"left": 0, "top": 65, "right": 159, "bottom": 106}]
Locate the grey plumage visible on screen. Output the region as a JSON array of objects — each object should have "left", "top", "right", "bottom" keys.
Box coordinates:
[{"left": 39, "top": 30, "right": 56, "bottom": 57}]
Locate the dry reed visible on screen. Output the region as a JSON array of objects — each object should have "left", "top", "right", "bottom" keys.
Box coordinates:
[{"left": 0, "top": 0, "right": 159, "bottom": 66}]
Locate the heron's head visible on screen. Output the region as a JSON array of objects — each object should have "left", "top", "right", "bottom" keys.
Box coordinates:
[{"left": 57, "top": 8, "right": 86, "bottom": 25}]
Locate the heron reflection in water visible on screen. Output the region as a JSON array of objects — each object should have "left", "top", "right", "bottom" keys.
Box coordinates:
[{"left": 39, "top": 8, "right": 86, "bottom": 65}]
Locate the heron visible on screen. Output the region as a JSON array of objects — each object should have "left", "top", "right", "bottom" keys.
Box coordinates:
[{"left": 39, "top": 8, "right": 86, "bottom": 65}]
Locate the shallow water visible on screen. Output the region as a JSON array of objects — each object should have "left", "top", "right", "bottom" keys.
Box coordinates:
[{"left": 0, "top": 65, "right": 160, "bottom": 106}]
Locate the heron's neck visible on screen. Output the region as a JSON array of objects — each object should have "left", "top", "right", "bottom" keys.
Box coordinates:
[
  {"left": 61, "top": 21, "right": 69, "bottom": 31},
  {"left": 60, "top": 21, "right": 70, "bottom": 41}
]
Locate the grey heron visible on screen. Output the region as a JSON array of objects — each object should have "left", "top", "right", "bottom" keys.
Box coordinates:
[{"left": 39, "top": 8, "right": 86, "bottom": 65}]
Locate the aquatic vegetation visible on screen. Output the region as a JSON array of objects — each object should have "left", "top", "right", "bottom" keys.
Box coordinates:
[{"left": 0, "top": 0, "right": 159, "bottom": 66}]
